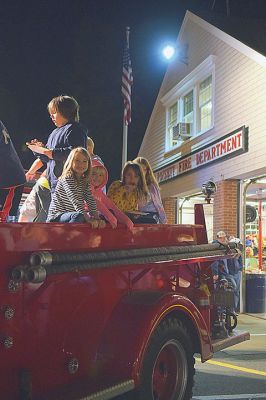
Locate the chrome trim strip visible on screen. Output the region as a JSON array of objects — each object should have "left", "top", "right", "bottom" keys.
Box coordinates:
[{"left": 78, "top": 379, "right": 135, "bottom": 400}]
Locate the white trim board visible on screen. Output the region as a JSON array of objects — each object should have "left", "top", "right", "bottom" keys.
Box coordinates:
[
  {"left": 183, "top": 11, "right": 266, "bottom": 67},
  {"left": 193, "top": 394, "right": 266, "bottom": 400},
  {"left": 160, "top": 55, "right": 216, "bottom": 107}
]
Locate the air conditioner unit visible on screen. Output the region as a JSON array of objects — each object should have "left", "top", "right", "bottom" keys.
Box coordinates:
[{"left": 172, "top": 123, "right": 192, "bottom": 141}]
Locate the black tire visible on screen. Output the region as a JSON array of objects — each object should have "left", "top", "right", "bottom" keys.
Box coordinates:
[{"left": 136, "top": 317, "right": 195, "bottom": 400}]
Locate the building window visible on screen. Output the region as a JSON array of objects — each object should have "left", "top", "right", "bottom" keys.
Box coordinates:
[
  {"left": 183, "top": 90, "right": 194, "bottom": 124},
  {"left": 161, "top": 55, "right": 216, "bottom": 152},
  {"left": 166, "top": 74, "right": 213, "bottom": 150},
  {"left": 167, "top": 102, "right": 178, "bottom": 147},
  {"left": 199, "top": 76, "right": 212, "bottom": 132}
]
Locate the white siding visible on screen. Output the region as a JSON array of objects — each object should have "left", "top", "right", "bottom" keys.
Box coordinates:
[{"left": 139, "top": 14, "right": 266, "bottom": 199}]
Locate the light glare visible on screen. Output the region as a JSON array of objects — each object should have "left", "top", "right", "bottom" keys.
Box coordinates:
[{"left": 162, "top": 45, "right": 175, "bottom": 60}]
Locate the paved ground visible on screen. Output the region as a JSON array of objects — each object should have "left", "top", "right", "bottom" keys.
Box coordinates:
[
  {"left": 115, "top": 314, "right": 266, "bottom": 400},
  {"left": 192, "top": 314, "right": 266, "bottom": 400}
]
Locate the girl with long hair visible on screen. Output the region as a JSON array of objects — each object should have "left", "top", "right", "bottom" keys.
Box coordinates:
[
  {"left": 107, "top": 161, "right": 148, "bottom": 213},
  {"left": 47, "top": 147, "right": 104, "bottom": 227},
  {"left": 134, "top": 157, "right": 167, "bottom": 223}
]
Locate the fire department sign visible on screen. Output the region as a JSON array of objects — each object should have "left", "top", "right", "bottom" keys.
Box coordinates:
[{"left": 156, "top": 126, "right": 248, "bottom": 184}]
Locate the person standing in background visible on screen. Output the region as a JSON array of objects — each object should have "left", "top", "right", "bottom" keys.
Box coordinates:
[
  {"left": 0, "top": 120, "right": 25, "bottom": 219},
  {"left": 87, "top": 136, "right": 104, "bottom": 165},
  {"left": 228, "top": 236, "right": 243, "bottom": 313},
  {"left": 211, "top": 231, "right": 237, "bottom": 311}
]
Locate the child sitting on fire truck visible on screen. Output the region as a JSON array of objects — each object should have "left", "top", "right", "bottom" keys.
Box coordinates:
[
  {"left": 90, "top": 160, "right": 133, "bottom": 230},
  {"left": 134, "top": 156, "right": 167, "bottom": 224},
  {"left": 107, "top": 161, "right": 149, "bottom": 218},
  {"left": 47, "top": 147, "right": 104, "bottom": 227}
]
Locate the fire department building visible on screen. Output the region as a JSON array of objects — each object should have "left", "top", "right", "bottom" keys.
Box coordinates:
[{"left": 139, "top": 11, "right": 266, "bottom": 312}]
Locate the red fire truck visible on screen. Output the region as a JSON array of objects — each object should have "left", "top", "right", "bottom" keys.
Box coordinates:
[{"left": 0, "top": 204, "right": 249, "bottom": 400}]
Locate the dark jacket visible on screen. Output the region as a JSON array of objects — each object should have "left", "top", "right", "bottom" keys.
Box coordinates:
[
  {"left": 227, "top": 255, "right": 243, "bottom": 275},
  {"left": 0, "top": 120, "right": 25, "bottom": 188},
  {"left": 211, "top": 240, "right": 229, "bottom": 277},
  {"left": 37, "top": 122, "right": 87, "bottom": 193}
]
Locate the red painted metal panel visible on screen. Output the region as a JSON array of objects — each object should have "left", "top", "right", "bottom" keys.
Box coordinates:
[{"left": 0, "top": 219, "right": 226, "bottom": 399}]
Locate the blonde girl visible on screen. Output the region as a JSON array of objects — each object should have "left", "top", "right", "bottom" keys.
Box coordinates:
[
  {"left": 134, "top": 157, "right": 167, "bottom": 223},
  {"left": 47, "top": 147, "right": 104, "bottom": 227},
  {"left": 107, "top": 161, "right": 148, "bottom": 212}
]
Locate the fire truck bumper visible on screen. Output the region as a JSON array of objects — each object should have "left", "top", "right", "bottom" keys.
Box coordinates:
[{"left": 212, "top": 330, "right": 250, "bottom": 353}]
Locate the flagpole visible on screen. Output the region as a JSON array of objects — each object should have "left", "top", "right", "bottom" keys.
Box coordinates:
[
  {"left": 122, "top": 26, "right": 131, "bottom": 169},
  {"left": 122, "top": 123, "right": 128, "bottom": 169}
]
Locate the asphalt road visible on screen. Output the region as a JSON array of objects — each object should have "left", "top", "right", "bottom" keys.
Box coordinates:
[
  {"left": 192, "top": 314, "right": 266, "bottom": 400},
  {"left": 115, "top": 314, "right": 266, "bottom": 400}
]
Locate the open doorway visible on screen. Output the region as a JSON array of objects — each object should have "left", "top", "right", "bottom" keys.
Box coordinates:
[{"left": 177, "top": 195, "right": 213, "bottom": 242}]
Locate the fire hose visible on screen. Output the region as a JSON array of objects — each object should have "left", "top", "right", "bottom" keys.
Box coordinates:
[{"left": 11, "top": 243, "right": 238, "bottom": 284}]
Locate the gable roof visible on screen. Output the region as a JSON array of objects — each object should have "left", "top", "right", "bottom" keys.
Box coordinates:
[
  {"left": 194, "top": 10, "right": 266, "bottom": 56},
  {"left": 139, "top": 9, "right": 266, "bottom": 157},
  {"left": 180, "top": 10, "right": 266, "bottom": 67}
]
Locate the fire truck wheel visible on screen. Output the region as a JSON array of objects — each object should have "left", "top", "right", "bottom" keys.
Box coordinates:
[{"left": 137, "top": 317, "right": 195, "bottom": 400}]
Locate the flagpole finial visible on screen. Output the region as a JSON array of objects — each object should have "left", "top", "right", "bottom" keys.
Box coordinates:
[{"left": 126, "top": 26, "right": 130, "bottom": 46}]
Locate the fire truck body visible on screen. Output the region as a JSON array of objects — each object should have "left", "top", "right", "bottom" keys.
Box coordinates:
[{"left": 0, "top": 206, "right": 249, "bottom": 400}]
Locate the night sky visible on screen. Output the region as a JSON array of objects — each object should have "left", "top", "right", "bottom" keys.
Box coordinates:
[{"left": 0, "top": 0, "right": 265, "bottom": 182}]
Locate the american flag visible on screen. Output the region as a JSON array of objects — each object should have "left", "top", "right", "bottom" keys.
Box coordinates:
[{"left": 122, "top": 27, "right": 133, "bottom": 125}]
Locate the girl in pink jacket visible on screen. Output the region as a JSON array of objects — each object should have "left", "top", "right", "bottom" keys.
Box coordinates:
[{"left": 90, "top": 160, "right": 133, "bottom": 230}]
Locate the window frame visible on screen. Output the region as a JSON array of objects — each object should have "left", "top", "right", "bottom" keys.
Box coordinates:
[
  {"left": 198, "top": 75, "right": 213, "bottom": 133},
  {"left": 166, "top": 102, "right": 179, "bottom": 148},
  {"left": 162, "top": 55, "right": 216, "bottom": 152}
]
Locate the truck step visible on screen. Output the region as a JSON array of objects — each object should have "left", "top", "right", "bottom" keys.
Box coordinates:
[
  {"left": 77, "top": 380, "right": 135, "bottom": 400},
  {"left": 212, "top": 331, "right": 250, "bottom": 353}
]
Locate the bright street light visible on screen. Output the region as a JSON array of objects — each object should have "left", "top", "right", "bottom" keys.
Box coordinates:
[{"left": 162, "top": 45, "right": 175, "bottom": 60}]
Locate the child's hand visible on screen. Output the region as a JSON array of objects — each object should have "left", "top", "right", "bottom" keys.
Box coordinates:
[
  {"left": 25, "top": 171, "right": 36, "bottom": 181},
  {"left": 97, "top": 219, "right": 106, "bottom": 229},
  {"left": 87, "top": 218, "right": 106, "bottom": 229},
  {"left": 87, "top": 218, "right": 99, "bottom": 228},
  {"left": 127, "top": 220, "right": 134, "bottom": 231},
  {"left": 125, "top": 184, "right": 136, "bottom": 192},
  {"left": 26, "top": 139, "right": 45, "bottom": 147}
]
